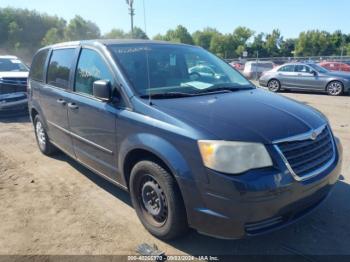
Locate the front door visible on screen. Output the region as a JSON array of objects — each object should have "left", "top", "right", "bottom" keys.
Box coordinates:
[
  {"left": 40, "top": 48, "right": 77, "bottom": 156},
  {"left": 293, "top": 64, "right": 323, "bottom": 90},
  {"left": 68, "top": 48, "right": 119, "bottom": 180}
]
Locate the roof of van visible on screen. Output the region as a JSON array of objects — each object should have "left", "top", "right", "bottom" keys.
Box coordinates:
[{"left": 48, "top": 39, "right": 192, "bottom": 49}]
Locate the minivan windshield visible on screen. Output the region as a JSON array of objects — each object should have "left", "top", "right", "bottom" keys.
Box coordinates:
[
  {"left": 0, "top": 58, "right": 28, "bottom": 72},
  {"left": 109, "top": 44, "right": 253, "bottom": 98}
]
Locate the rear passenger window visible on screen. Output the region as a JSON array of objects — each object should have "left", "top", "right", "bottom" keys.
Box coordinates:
[
  {"left": 74, "top": 49, "right": 113, "bottom": 96},
  {"left": 30, "top": 49, "right": 49, "bottom": 82},
  {"left": 47, "top": 49, "right": 76, "bottom": 89},
  {"left": 278, "top": 65, "right": 295, "bottom": 72}
]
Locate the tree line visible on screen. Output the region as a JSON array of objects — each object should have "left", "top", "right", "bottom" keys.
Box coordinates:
[{"left": 1, "top": 7, "right": 350, "bottom": 62}]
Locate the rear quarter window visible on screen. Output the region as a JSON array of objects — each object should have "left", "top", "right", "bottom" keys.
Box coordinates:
[{"left": 30, "top": 49, "right": 49, "bottom": 82}]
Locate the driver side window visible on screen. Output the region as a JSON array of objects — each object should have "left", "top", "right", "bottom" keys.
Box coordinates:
[{"left": 75, "top": 48, "right": 114, "bottom": 96}]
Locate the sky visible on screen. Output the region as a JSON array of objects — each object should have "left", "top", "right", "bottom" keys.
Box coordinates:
[{"left": 1, "top": 0, "right": 350, "bottom": 38}]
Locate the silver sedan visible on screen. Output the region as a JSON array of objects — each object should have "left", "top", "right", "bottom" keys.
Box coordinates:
[{"left": 259, "top": 63, "right": 350, "bottom": 96}]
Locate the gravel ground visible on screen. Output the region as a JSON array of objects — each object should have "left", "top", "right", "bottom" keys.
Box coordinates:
[{"left": 0, "top": 91, "right": 349, "bottom": 258}]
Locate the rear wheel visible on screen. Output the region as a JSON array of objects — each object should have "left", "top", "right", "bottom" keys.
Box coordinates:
[
  {"left": 34, "top": 115, "right": 57, "bottom": 156},
  {"left": 129, "top": 160, "right": 188, "bottom": 240},
  {"left": 326, "top": 81, "right": 343, "bottom": 96},
  {"left": 267, "top": 79, "right": 281, "bottom": 92}
]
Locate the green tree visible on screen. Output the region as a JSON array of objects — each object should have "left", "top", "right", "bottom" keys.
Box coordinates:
[
  {"left": 192, "top": 27, "right": 220, "bottom": 50},
  {"left": 42, "top": 27, "right": 64, "bottom": 45},
  {"left": 280, "top": 38, "right": 296, "bottom": 57},
  {"left": 265, "top": 29, "right": 283, "bottom": 57},
  {"left": 64, "top": 15, "right": 100, "bottom": 41},
  {"left": 153, "top": 34, "right": 165, "bottom": 41},
  {"left": 104, "top": 28, "right": 127, "bottom": 39},
  {"left": 210, "top": 33, "right": 230, "bottom": 58},
  {"left": 130, "top": 27, "right": 148, "bottom": 39},
  {"left": 249, "top": 33, "right": 268, "bottom": 58},
  {"left": 7, "top": 21, "right": 23, "bottom": 47},
  {"left": 232, "top": 26, "right": 254, "bottom": 46},
  {"left": 162, "top": 25, "right": 194, "bottom": 44},
  {"left": 295, "top": 30, "right": 334, "bottom": 56}
]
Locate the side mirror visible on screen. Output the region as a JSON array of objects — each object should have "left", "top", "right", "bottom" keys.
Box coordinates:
[
  {"left": 310, "top": 70, "right": 318, "bottom": 76},
  {"left": 93, "top": 80, "right": 111, "bottom": 102}
]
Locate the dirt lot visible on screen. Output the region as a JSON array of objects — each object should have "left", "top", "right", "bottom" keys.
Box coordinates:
[{"left": 0, "top": 91, "right": 349, "bottom": 258}]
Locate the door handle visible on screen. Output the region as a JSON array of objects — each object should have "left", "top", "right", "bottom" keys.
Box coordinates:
[
  {"left": 68, "top": 103, "right": 79, "bottom": 110},
  {"left": 56, "top": 99, "right": 66, "bottom": 105}
]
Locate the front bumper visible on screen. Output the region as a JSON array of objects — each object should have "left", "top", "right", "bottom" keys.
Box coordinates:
[
  {"left": 182, "top": 138, "right": 342, "bottom": 239},
  {"left": 0, "top": 94, "right": 28, "bottom": 118}
]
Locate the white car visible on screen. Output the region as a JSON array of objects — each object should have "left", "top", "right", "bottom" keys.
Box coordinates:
[
  {"left": 243, "top": 61, "right": 275, "bottom": 79},
  {"left": 0, "top": 56, "right": 29, "bottom": 117}
]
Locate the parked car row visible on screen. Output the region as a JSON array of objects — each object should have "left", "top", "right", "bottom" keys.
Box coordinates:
[{"left": 0, "top": 56, "right": 29, "bottom": 117}]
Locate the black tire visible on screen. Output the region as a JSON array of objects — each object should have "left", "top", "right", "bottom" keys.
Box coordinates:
[
  {"left": 33, "top": 115, "right": 57, "bottom": 156},
  {"left": 326, "top": 81, "right": 343, "bottom": 96},
  {"left": 267, "top": 79, "right": 281, "bottom": 92},
  {"left": 129, "top": 160, "right": 188, "bottom": 240}
]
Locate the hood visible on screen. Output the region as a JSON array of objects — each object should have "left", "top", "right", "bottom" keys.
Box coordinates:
[
  {"left": 152, "top": 89, "right": 326, "bottom": 144},
  {"left": 0, "top": 71, "right": 29, "bottom": 78}
]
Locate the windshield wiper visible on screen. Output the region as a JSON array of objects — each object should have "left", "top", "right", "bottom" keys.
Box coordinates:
[
  {"left": 140, "top": 92, "right": 195, "bottom": 99},
  {"left": 196, "top": 85, "right": 254, "bottom": 95}
]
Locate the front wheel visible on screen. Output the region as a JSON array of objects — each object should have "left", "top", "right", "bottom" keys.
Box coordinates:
[
  {"left": 326, "top": 81, "right": 343, "bottom": 96},
  {"left": 129, "top": 160, "right": 188, "bottom": 240},
  {"left": 34, "top": 115, "right": 57, "bottom": 156},
  {"left": 267, "top": 79, "right": 281, "bottom": 92}
]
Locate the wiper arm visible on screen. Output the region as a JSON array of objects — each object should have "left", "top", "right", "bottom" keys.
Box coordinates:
[
  {"left": 196, "top": 84, "right": 254, "bottom": 95},
  {"left": 140, "top": 92, "right": 195, "bottom": 99}
]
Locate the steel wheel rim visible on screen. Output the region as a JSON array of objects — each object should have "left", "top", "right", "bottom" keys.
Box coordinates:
[
  {"left": 268, "top": 80, "right": 280, "bottom": 92},
  {"left": 328, "top": 82, "right": 342, "bottom": 95},
  {"left": 138, "top": 174, "right": 168, "bottom": 227},
  {"left": 36, "top": 121, "right": 46, "bottom": 149}
]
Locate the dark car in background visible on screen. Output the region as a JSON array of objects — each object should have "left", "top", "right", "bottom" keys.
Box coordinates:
[
  {"left": 259, "top": 62, "right": 350, "bottom": 96},
  {"left": 28, "top": 40, "right": 342, "bottom": 240},
  {"left": 0, "top": 56, "right": 29, "bottom": 117}
]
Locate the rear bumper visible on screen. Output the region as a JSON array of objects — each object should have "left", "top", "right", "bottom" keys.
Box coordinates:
[{"left": 182, "top": 138, "right": 342, "bottom": 239}]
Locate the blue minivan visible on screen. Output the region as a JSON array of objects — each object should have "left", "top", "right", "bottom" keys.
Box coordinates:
[{"left": 28, "top": 40, "right": 343, "bottom": 240}]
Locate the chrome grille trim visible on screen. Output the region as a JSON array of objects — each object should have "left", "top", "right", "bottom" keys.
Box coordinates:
[{"left": 274, "top": 124, "right": 336, "bottom": 181}]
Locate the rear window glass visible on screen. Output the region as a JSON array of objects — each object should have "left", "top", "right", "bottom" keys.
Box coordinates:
[
  {"left": 278, "top": 65, "right": 295, "bottom": 72},
  {"left": 47, "top": 49, "right": 75, "bottom": 89},
  {"left": 30, "top": 50, "right": 49, "bottom": 82}
]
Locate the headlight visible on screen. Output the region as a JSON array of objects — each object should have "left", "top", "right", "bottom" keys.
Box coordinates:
[{"left": 198, "top": 140, "right": 273, "bottom": 174}]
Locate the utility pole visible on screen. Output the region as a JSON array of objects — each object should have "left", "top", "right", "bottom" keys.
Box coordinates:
[{"left": 126, "top": 0, "right": 135, "bottom": 37}]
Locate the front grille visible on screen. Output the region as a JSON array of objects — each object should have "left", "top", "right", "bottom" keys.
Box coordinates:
[
  {"left": 0, "top": 94, "right": 27, "bottom": 103},
  {"left": 0, "top": 77, "right": 27, "bottom": 94},
  {"left": 277, "top": 126, "right": 335, "bottom": 178}
]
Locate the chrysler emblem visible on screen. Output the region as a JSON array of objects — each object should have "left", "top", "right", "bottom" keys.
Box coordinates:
[{"left": 310, "top": 132, "right": 318, "bottom": 140}]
